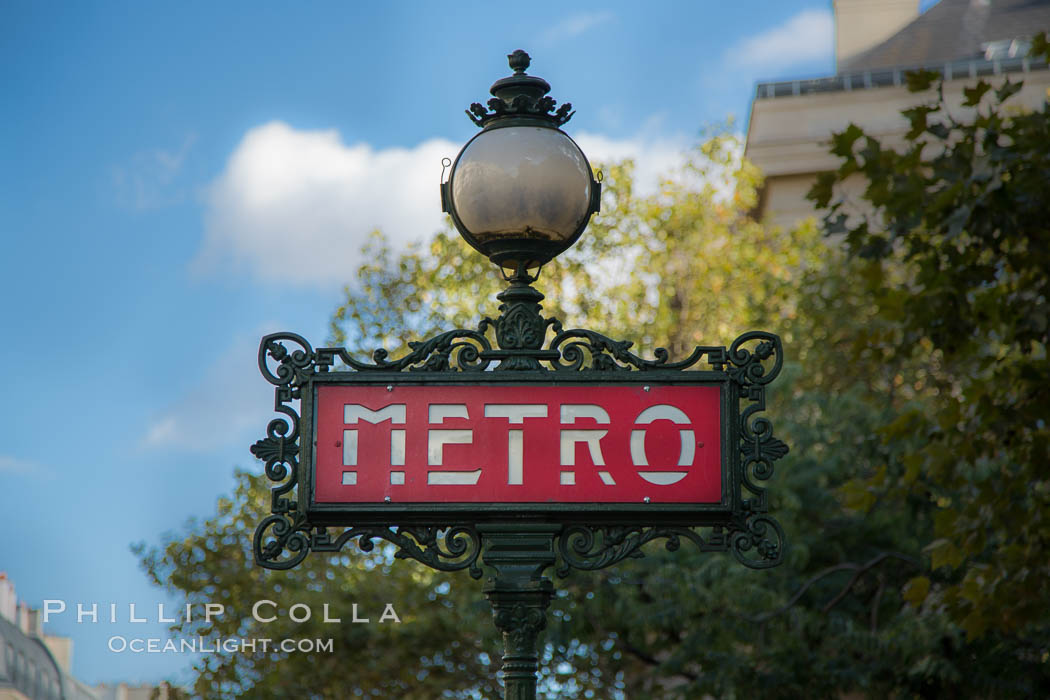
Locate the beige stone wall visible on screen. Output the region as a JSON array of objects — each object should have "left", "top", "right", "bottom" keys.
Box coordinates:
[
  {"left": 834, "top": 0, "right": 919, "bottom": 68},
  {"left": 95, "top": 682, "right": 176, "bottom": 700},
  {"left": 43, "top": 634, "right": 73, "bottom": 674}
]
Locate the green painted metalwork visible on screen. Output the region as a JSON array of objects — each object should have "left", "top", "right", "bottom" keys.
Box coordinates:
[
  {"left": 250, "top": 49, "right": 789, "bottom": 699},
  {"left": 481, "top": 524, "right": 558, "bottom": 699},
  {"left": 250, "top": 271, "right": 787, "bottom": 697},
  {"left": 465, "top": 49, "right": 574, "bottom": 129}
]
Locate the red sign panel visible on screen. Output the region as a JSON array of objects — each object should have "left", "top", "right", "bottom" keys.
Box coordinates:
[{"left": 313, "top": 384, "right": 722, "bottom": 504}]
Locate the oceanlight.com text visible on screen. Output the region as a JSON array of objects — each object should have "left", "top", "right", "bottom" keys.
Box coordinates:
[{"left": 107, "top": 636, "right": 335, "bottom": 654}]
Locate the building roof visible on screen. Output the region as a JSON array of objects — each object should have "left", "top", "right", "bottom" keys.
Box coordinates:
[
  {"left": 842, "top": 0, "right": 1050, "bottom": 72},
  {"left": 0, "top": 614, "right": 64, "bottom": 700}
]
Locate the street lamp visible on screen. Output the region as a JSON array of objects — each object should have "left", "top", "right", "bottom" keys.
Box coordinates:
[
  {"left": 441, "top": 50, "right": 601, "bottom": 370},
  {"left": 441, "top": 49, "right": 601, "bottom": 278}
]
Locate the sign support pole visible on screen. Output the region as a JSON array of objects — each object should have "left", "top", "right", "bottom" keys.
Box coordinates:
[{"left": 479, "top": 524, "right": 559, "bottom": 699}]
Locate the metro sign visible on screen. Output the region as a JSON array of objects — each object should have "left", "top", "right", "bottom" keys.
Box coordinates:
[
  {"left": 253, "top": 329, "right": 787, "bottom": 567},
  {"left": 299, "top": 373, "right": 737, "bottom": 522}
]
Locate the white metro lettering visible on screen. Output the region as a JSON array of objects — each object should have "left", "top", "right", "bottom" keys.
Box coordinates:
[
  {"left": 559, "top": 405, "right": 613, "bottom": 486},
  {"left": 631, "top": 405, "right": 695, "bottom": 485},
  {"left": 483, "top": 404, "right": 548, "bottom": 485},
  {"left": 427, "top": 404, "right": 480, "bottom": 485},
  {"left": 343, "top": 404, "right": 406, "bottom": 486}
]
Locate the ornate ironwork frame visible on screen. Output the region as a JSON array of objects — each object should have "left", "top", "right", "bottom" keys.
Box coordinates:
[{"left": 251, "top": 316, "right": 788, "bottom": 576}]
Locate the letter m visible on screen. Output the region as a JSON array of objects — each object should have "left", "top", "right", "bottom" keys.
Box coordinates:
[{"left": 342, "top": 405, "right": 407, "bottom": 484}]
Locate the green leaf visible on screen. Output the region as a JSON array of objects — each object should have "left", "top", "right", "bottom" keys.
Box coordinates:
[
  {"left": 1030, "top": 31, "right": 1049, "bottom": 62},
  {"left": 961, "top": 610, "right": 989, "bottom": 639},
  {"left": 995, "top": 78, "right": 1023, "bottom": 103},
  {"left": 807, "top": 171, "right": 836, "bottom": 208},
  {"left": 962, "top": 82, "right": 991, "bottom": 107},
  {"left": 905, "top": 105, "right": 938, "bottom": 139},
  {"left": 927, "top": 538, "right": 964, "bottom": 570},
  {"left": 903, "top": 576, "right": 931, "bottom": 607},
  {"left": 840, "top": 479, "right": 876, "bottom": 512},
  {"left": 904, "top": 69, "right": 940, "bottom": 93},
  {"left": 830, "top": 123, "right": 865, "bottom": 158}
]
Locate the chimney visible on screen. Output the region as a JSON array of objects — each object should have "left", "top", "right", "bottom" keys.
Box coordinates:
[
  {"left": 25, "top": 607, "right": 44, "bottom": 637},
  {"left": 833, "top": 0, "right": 920, "bottom": 70},
  {"left": 0, "top": 572, "right": 15, "bottom": 622},
  {"left": 17, "top": 601, "right": 32, "bottom": 635}
]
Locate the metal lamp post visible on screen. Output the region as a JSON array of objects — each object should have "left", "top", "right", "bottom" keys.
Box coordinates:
[
  {"left": 252, "top": 50, "right": 789, "bottom": 700},
  {"left": 444, "top": 53, "right": 603, "bottom": 695}
]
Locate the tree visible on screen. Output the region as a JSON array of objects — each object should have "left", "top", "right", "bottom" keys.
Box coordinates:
[
  {"left": 138, "top": 94, "right": 1050, "bottom": 694},
  {"left": 135, "top": 470, "right": 504, "bottom": 698},
  {"left": 139, "top": 134, "right": 834, "bottom": 697},
  {"left": 807, "top": 27, "right": 1050, "bottom": 676}
]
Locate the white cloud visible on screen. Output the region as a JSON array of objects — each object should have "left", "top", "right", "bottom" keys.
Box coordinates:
[
  {"left": 198, "top": 121, "right": 695, "bottom": 289},
  {"left": 195, "top": 122, "right": 456, "bottom": 287},
  {"left": 725, "top": 9, "right": 834, "bottom": 71},
  {"left": 141, "top": 331, "right": 277, "bottom": 452},
  {"left": 574, "top": 131, "right": 692, "bottom": 195},
  {"left": 541, "top": 11, "right": 615, "bottom": 44}
]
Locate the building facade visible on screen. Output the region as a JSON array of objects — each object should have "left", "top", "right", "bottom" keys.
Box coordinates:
[
  {"left": 0, "top": 574, "right": 177, "bottom": 700},
  {"left": 745, "top": 0, "right": 1050, "bottom": 229}
]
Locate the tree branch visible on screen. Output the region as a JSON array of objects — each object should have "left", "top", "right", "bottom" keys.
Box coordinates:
[{"left": 750, "top": 551, "right": 920, "bottom": 623}]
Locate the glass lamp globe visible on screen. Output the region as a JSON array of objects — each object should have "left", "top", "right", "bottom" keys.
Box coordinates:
[{"left": 442, "top": 50, "right": 600, "bottom": 274}]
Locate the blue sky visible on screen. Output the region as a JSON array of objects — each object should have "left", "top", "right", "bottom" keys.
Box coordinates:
[{"left": 1, "top": 0, "right": 860, "bottom": 685}]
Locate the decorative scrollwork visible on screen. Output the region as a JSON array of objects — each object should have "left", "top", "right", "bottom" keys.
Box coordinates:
[
  {"left": 491, "top": 600, "right": 549, "bottom": 653},
  {"left": 727, "top": 331, "right": 783, "bottom": 387},
  {"left": 254, "top": 523, "right": 484, "bottom": 577},
  {"left": 741, "top": 422, "right": 789, "bottom": 496},
  {"left": 316, "top": 329, "right": 494, "bottom": 373},
  {"left": 548, "top": 329, "right": 722, "bottom": 372},
  {"left": 253, "top": 514, "right": 311, "bottom": 571},
  {"left": 253, "top": 334, "right": 310, "bottom": 516},
  {"left": 555, "top": 525, "right": 722, "bottom": 578},
  {"left": 727, "top": 331, "right": 789, "bottom": 512},
  {"left": 259, "top": 332, "right": 315, "bottom": 387},
  {"left": 467, "top": 95, "right": 574, "bottom": 128},
  {"left": 389, "top": 526, "right": 484, "bottom": 578},
  {"left": 256, "top": 289, "right": 787, "bottom": 379},
  {"left": 729, "top": 514, "right": 785, "bottom": 569}
]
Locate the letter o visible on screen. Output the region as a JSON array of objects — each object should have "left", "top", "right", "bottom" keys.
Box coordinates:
[
  {"left": 631, "top": 404, "right": 695, "bottom": 485},
  {"left": 289, "top": 603, "right": 312, "bottom": 623}
]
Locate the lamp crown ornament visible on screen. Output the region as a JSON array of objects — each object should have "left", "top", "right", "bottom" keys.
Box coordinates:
[
  {"left": 466, "top": 49, "right": 575, "bottom": 128},
  {"left": 508, "top": 48, "right": 530, "bottom": 73}
]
